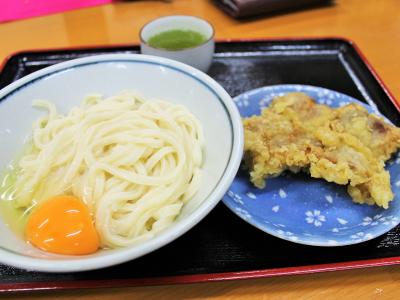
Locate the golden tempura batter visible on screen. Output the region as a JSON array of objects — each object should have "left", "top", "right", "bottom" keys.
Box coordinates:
[{"left": 243, "top": 92, "right": 400, "bottom": 209}]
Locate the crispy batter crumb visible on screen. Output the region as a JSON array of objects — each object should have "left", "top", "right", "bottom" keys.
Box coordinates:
[{"left": 243, "top": 92, "right": 400, "bottom": 209}]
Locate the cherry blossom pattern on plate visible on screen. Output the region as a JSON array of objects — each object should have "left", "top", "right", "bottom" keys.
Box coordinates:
[
  {"left": 305, "top": 210, "right": 326, "bottom": 227},
  {"left": 223, "top": 84, "right": 400, "bottom": 246}
]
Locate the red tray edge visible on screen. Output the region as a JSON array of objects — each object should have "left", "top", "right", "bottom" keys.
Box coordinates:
[
  {"left": 0, "top": 37, "right": 399, "bottom": 293},
  {"left": 2, "top": 256, "right": 400, "bottom": 293}
]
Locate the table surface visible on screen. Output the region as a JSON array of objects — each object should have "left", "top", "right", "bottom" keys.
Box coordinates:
[{"left": 1, "top": 0, "right": 400, "bottom": 299}]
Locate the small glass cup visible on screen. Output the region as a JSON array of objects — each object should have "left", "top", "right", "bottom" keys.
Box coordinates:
[{"left": 140, "top": 15, "right": 215, "bottom": 73}]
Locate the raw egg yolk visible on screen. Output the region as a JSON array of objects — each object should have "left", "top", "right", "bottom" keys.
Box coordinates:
[{"left": 26, "top": 195, "right": 99, "bottom": 255}]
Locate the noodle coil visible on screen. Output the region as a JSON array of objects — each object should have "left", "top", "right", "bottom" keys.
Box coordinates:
[{"left": 11, "top": 92, "right": 204, "bottom": 248}]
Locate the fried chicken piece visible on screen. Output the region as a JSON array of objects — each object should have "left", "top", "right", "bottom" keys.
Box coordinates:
[
  {"left": 243, "top": 93, "right": 326, "bottom": 187},
  {"left": 243, "top": 92, "right": 400, "bottom": 208},
  {"left": 333, "top": 104, "right": 400, "bottom": 161}
]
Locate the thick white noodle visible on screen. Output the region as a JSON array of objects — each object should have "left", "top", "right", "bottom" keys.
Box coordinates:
[{"left": 12, "top": 92, "right": 204, "bottom": 248}]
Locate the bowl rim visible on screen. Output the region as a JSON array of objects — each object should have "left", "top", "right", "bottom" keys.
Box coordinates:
[{"left": 0, "top": 53, "right": 244, "bottom": 272}]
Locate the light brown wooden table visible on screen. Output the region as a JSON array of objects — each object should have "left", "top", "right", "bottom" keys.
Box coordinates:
[{"left": 1, "top": 0, "right": 400, "bottom": 299}]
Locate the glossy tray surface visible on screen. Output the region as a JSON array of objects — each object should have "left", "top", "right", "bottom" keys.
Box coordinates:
[{"left": 0, "top": 39, "right": 399, "bottom": 292}]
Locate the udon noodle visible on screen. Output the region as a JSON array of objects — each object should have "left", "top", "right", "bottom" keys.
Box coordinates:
[{"left": 10, "top": 92, "right": 204, "bottom": 248}]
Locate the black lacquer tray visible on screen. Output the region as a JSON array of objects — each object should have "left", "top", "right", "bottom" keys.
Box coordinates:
[{"left": 0, "top": 38, "right": 399, "bottom": 293}]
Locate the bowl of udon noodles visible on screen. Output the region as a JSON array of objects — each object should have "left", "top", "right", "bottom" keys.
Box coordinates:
[{"left": 0, "top": 54, "right": 243, "bottom": 272}]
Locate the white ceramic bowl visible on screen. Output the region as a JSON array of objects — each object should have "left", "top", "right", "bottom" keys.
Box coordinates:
[
  {"left": 140, "top": 15, "right": 215, "bottom": 72},
  {"left": 0, "top": 54, "right": 243, "bottom": 272}
]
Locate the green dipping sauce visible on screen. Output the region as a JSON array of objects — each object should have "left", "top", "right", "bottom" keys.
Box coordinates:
[{"left": 147, "top": 29, "right": 208, "bottom": 51}]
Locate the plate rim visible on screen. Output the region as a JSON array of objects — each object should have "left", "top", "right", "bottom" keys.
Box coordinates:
[{"left": 223, "top": 84, "right": 400, "bottom": 247}]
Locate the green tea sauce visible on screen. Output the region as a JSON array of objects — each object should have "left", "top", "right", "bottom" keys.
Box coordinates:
[{"left": 147, "top": 29, "right": 208, "bottom": 51}]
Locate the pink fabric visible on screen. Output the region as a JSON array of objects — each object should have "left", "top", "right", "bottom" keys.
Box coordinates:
[{"left": 0, "top": 0, "right": 113, "bottom": 23}]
